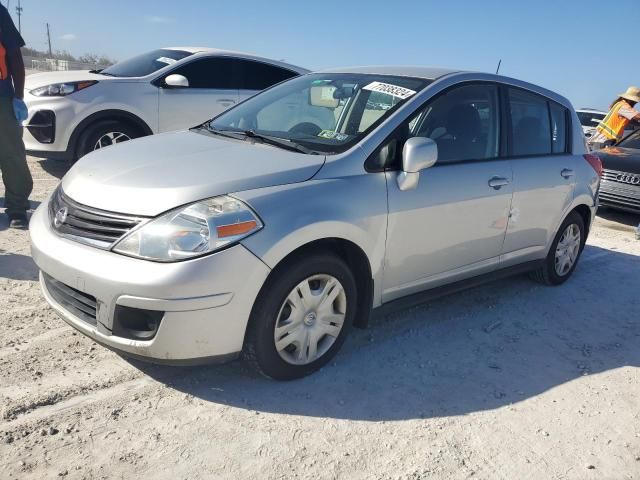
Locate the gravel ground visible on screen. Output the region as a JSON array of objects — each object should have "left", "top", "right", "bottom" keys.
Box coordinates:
[{"left": 1, "top": 156, "right": 639, "bottom": 480}]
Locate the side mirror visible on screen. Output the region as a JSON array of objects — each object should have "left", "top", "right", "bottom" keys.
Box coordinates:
[
  {"left": 164, "top": 74, "right": 189, "bottom": 88},
  {"left": 397, "top": 137, "right": 438, "bottom": 191}
]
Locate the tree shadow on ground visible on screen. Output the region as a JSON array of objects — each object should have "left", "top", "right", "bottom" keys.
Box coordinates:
[{"left": 131, "top": 245, "right": 640, "bottom": 421}]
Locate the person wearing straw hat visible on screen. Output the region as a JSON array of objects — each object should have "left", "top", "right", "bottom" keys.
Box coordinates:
[{"left": 588, "top": 86, "right": 640, "bottom": 150}]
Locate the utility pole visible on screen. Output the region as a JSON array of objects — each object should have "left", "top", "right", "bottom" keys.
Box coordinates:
[
  {"left": 15, "top": 0, "right": 22, "bottom": 33},
  {"left": 46, "top": 23, "right": 52, "bottom": 56}
]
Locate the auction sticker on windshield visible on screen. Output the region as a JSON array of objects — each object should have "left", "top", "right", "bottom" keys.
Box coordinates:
[{"left": 363, "top": 82, "right": 416, "bottom": 99}]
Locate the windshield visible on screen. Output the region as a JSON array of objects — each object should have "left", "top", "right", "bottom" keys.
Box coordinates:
[
  {"left": 101, "top": 49, "right": 192, "bottom": 77},
  {"left": 208, "top": 73, "right": 431, "bottom": 154},
  {"left": 618, "top": 129, "right": 640, "bottom": 149},
  {"left": 577, "top": 111, "right": 605, "bottom": 127}
]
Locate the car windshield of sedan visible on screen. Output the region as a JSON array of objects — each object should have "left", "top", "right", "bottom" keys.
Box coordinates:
[
  {"left": 618, "top": 129, "right": 640, "bottom": 149},
  {"left": 100, "top": 49, "right": 192, "bottom": 77},
  {"left": 577, "top": 111, "right": 605, "bottom": 128},
  {"left": 207, "top": 73, "right": 431, "bottom": 153}
]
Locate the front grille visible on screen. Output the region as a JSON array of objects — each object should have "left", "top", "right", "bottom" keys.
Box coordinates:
[
  {"left": 43, "top": 273, "right": 97, "bottom": 325},
  {"left": 49, "top": 188, "right": 146, "bottom": 249},
  {"left": 602, "top": 168, "right": 640, "bottom": 186},
  {"left": 600, "top": 169, "right": 640, "bottom": 211}
]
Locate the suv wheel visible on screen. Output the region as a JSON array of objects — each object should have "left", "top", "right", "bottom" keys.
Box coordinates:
[
  {"left": 244, "top": 253, "right": 357, "bottom": 380},
  {"left": 76, "top": 121, "right": 142, "bottom": 160},
  {"left": 530, "top": 211, "right": 585, "bottom": 285}
]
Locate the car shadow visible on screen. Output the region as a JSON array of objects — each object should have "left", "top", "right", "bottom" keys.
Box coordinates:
[
  {"left": 37, "top": 158, "right": 70, "bottom": 180},
  {"left": 597, "top": 207, "right": 639, "bottom": 228},
  {"left": 0, "top": 249, "right": 39, "bottom": 281},
  {"left": 129, "top": 244, "right": 640, "bottom": 421}
]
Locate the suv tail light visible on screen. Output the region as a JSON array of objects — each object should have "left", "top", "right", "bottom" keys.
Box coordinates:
[{"left": 583, "top": 154, "right": 602, "bottom": 177}]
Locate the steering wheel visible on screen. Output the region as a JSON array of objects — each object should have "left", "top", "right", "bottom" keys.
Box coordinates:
[{"left": 288, "top": 122, "right": 323, "bottom": 136}]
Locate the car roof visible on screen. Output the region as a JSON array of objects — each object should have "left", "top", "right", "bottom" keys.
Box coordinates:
[
  {"left": 318, "top": 65, "right": 461, "bottom": 80},
  {"left": 577, "top": 108, "right": 606, "bottom": 114},
  {"left": 163, "top": 47, "right": 309, "bottom": 74}
]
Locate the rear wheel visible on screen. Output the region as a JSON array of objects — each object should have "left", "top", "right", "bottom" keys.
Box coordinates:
[
  {"left": 76, "top": 121, "right": 143, "bottom": 160},
  {"left": 530, "top": 211, "right": 585, "bottom": 285},
  {"left": 244, "top": 253, "right": 357, "bottom": 380}
]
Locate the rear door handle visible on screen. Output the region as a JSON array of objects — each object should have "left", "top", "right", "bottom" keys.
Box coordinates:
[
  {"left": 561, "top": 168, "right": 575, "bottom": 179},
  {"left": 488, "top": 176, "right": 510, "bottom": 189},
  {"left": 217, "top": 99, "right": 236, "bottom": 105}
]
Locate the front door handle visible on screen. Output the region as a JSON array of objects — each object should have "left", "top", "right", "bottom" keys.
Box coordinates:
[
  {"left": 561, "top": 168, "right": 575, "bottom": 179},
  {"left": 488, "top": 176, "right": 510, "bottom": 189},
  {"left": 217, "top": 99, "right": 236, "bottom": 104}
]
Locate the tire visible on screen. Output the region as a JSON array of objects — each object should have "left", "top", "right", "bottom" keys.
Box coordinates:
[
  {"left": 244, "top": 252, "right": 357, "bottom": 380},
  {"left": 76, "top": 120, "right": 143, "bottom": 160},
  {"left": 529, "top": 211, "right": 586, "bottom": 286}
]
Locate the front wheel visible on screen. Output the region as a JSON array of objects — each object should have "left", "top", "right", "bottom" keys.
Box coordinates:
[
  {"left": 76, "top": 121, "right": 143, "bottom": 160},
  {"left": 244, "top": 253, "right": 357, "bottom": 380},
  {"left": 530, "top": 211, "right": 586, "bottom": 285}
]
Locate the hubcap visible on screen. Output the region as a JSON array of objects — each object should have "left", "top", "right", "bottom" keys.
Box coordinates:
[
  {"left": 274, "top": 274, "right": 347, "bottom": 366},
  {"left": 94, "top": 131, "right": 131, "bottom": 150},
  {"left": 555, "top": 223, "right": 581, "bottom": 276}
]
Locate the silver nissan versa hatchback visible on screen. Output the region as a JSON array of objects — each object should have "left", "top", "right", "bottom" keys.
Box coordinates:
[{"left": 30, "top": 67, "right": 602, "bottom": 380}]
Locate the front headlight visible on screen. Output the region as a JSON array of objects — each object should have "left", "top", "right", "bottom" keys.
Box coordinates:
[
  {"left": 30, "top": 81, "right": 98, "bottom": 97},
  {"left": 112, "top": 196, "right": 263, "bottom": 262}
]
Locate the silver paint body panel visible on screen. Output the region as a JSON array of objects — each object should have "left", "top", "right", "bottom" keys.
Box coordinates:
[{"left": 30, "top": 69, "right": 597, "bottom": 362}]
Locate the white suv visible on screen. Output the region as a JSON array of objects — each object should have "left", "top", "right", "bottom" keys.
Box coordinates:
[{"left": 23, "top": 47, "right": 308, "bottom": 161}]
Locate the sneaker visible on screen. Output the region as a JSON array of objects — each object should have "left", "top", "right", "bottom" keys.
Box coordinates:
[{"left": 8, "top": 213, "right": 29, "bottom": 230}]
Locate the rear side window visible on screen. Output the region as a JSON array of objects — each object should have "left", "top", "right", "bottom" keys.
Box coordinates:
[
  {"left": 549, "top": 102, "right": 568, "bottom": 153},
  {"left": 171, "top": 57, "right": 236, "bottom": 89},
  {"left": 509, "top": 89, "right": 551, "bottom": 156},
  {"left": 236, "top": 59, "right": 298, "bottom": 90}
]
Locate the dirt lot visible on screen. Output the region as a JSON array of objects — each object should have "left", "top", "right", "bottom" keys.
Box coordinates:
[{"left": 1, "top": 157, "right": 639, "bottom": 480}]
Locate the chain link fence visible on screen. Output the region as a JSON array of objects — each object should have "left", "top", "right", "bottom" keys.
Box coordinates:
[{"left": 24, "top": 56, "right": 108, "bottom": 73}]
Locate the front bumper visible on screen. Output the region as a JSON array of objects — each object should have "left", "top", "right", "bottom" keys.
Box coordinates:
[
  {"left": 600, "top": 173, "right": 640, "bottom": 214},
  {"left": 30, "top": 203, "right": 271, "bottom": 363}
]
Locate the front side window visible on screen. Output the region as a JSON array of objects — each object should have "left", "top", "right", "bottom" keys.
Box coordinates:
[
  {"left": 509, "top": 89, "right": 552, "bottom": 156},
  {"left": 208, "top": 73, "right": 430, "bottom": 154},
  {"left": 171, "top": 57, "right": 236, "bottom": 89},
  {"left": 101, "top": 49, "right": 192, "bottom": 78},
  {"left": 370, "top": 83, "right": 501, "bottom": 169},
  {"left": 236, "top": 59, "right": 298, "bottom": 90}
]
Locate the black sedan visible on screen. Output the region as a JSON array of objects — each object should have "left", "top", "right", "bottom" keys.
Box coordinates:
[{"left": 596, "top": 131, "right": 640, "bottom": 214}]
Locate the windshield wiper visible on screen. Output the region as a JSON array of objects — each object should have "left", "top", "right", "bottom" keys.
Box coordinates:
[
  {"left": 202, "top": 125, "right": 247, "bottom": 141},
  {"left": 242, "top": 130, "right": 316, "bottom": 154}
]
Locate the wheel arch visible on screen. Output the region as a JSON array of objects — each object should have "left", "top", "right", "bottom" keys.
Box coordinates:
[
  {"left": 252, "top": 238, "right": 374, "bottom": 330},
  {"left": 68, "top": 109, "right": 153, "bottom": 159}
]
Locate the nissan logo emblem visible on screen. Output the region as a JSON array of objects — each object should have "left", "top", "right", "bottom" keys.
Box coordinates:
[
  {"left": 54, "top": 207, "right": 68, "bottom": 228},
  {"left": 616, "top": 173, "right": 640, "bottom": 185}
]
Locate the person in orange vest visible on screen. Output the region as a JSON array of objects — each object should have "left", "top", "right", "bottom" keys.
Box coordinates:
[
  {"left": 0, "top": 3, "right": 31, "bottom": 229},
  {"left": 588, "top": 86, "right": 640, "bottom": 150}
]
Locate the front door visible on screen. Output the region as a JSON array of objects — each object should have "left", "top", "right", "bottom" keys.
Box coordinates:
[
  {"left": 158, "top": 57, "right": 239, "bottom": 132},
  {"left": 382, "top": 83, "right": 513, "bottom": 302}
]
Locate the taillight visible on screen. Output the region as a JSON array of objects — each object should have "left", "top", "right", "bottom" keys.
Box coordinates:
[{"left": 583, "top": 154, "right": 603, "bottom": 177}]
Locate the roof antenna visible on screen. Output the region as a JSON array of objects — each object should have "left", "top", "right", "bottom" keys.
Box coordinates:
[{"left": 495, "top": 59, "right": 502, "bottom": 75}]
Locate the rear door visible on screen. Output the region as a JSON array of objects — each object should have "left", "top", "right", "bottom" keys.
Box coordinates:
[
  {"left": 158, "top": 57, "right": 239, "bottom": 132},
  {"left": 382, "top": 83, "right": 514, "bottom": 302},
  {"left": 235, "top": 59, "right": 298, "bottom": 103},
  {"left": 501, "top": 88, "right": 576, "bottom": 266}
]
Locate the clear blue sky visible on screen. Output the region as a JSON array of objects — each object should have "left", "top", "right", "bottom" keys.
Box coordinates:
[{"left": 4, "top": 0, "right": 638, "bottom": 111}]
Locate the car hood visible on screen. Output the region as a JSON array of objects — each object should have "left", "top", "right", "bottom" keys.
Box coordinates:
[
  {"left": 61, "top": 130, "right": 325, "bottom": 216},
  {"left": 25, "top": 70, "right": 126, "bottom": 90},
  {"left": 596, "top": 147, "right": 640, "bottom": 175}
]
